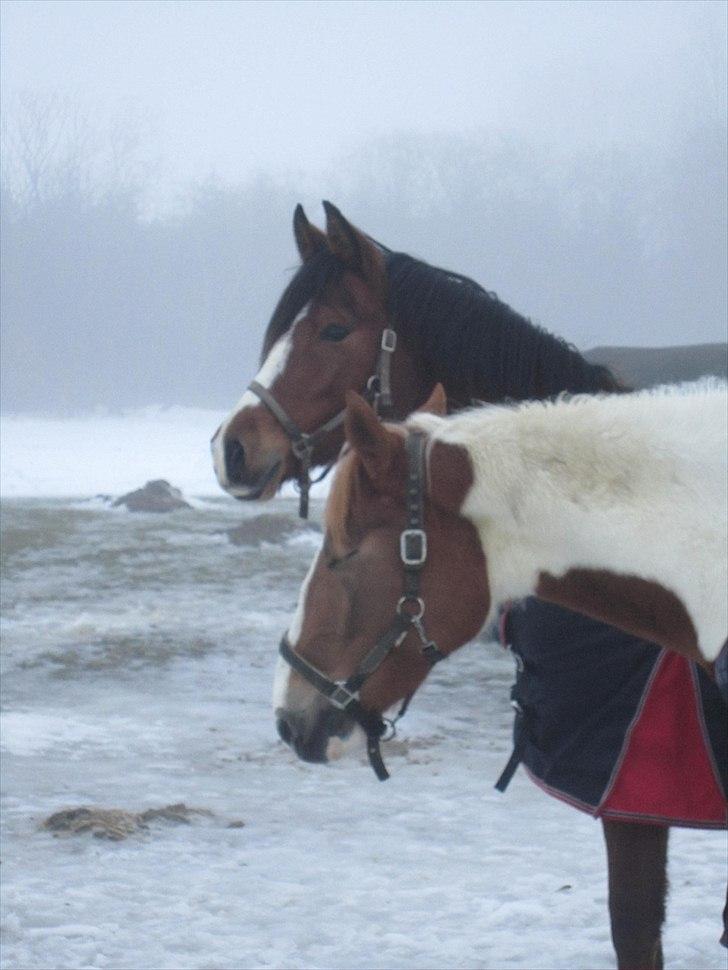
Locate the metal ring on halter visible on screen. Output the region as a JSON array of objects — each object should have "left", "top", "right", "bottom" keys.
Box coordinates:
[
  {"left": 366, "top": 374, "right": 381, "bottom": 394},
  {"left": 291, "top": 438, "right": 314, "bottom": 462},
  {"left": 397, "top": 595, "right": 425, "bottom": 620}
]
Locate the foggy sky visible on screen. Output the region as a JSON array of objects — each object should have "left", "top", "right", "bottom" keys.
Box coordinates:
[
  {"left": 3, "top": 0, "right": 725, "bottom": 208},
  {"left": 1, "top": 0, "right": 726, "bottom": 413}
]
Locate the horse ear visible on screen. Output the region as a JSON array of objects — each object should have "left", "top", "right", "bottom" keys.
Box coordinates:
[
  {"left": 293, "top": 204, "right": 328, "bottom": 262},
  {"left": 344, "top": 390, "right": 399, "bottom": 490},
  {"left": 322, "top": 201, "right": 387, "bottom": 296},
  {"left": 419, "top": 383, "right": 448, "bottom": 416}
]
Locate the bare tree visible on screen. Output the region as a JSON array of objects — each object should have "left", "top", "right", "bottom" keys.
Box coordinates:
[{"left": 1, "top": 91, "right": 149, "bottom": 211}]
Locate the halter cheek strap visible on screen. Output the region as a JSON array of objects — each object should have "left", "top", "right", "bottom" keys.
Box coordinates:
[
  {"left": 247, "top": 380, "right": 344, "bottom": 518},
  {"left": 248, "top": 328, "right": 398, "bottom": 518},
  {"left": 278, "top": 430, "right": 445, "bottom": 781},
  {"left": 371, "top": 326, "right": 397, "bottom": 419}
]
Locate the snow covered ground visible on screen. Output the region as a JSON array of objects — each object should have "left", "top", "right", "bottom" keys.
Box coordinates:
[
  {"left": 0, "top": 409, "right": 332, "bottom": 501},
  {"left": 0, "top": 408, "right": 231, "bottom": 498},
  {"left": 1, "top": 414, "right": 726, "bottom": 969}
]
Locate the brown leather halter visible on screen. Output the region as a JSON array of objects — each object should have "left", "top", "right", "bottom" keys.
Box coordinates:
[
  {"left": 278, "top": 430, "right": 445, "bottom": 780},
  {"left": 248, "top": 327, "right": 398, "bottom": 517}
]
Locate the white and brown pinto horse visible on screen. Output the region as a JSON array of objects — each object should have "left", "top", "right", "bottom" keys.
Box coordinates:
[
  {"left": 276, "top": 380, "right": 727, "bottom": 747},
  {"left": 274, "top": 381, "right": 727, "bottom": 958}
]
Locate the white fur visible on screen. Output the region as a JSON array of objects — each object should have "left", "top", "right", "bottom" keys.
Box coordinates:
[
  {"left": 272, "top": 548, "right": 318, "bottom": 712},
  {"left": 213, "top": 306, "right": 309, "bottom": 488},
  {"left": 411, "top": 381, "right": 728, "bottom": 662},
  {"left": 272, "top": 547, "right": 367, "bottom": 760}
]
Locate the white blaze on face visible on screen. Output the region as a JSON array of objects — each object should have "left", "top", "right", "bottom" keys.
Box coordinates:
[
  {"left": 272, "top": 550, "right": 318, "bottom": 713},
  {"left": 212, "top": 305, "right": 309, "bottom": 487},
  {"left": 272, "top": 544, "right": 368, "bottom": 762}
]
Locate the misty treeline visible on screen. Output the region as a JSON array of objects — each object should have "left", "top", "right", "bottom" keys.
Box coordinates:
[{"left": 2, "top": 94, "right": 726, "bottom": 413}]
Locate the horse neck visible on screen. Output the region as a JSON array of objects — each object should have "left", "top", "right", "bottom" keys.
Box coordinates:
[
  {"left": 433, "top": 391, "right": 725, "bottom": 662},
  {"left": 387, "top": 254, "right": 620, "bottom": 404},
  {"left": 390, "top": 347, "right": 435, "bottom": 418},
  {"left": 412, "top": 324, "right": 617, "bottom": 404}
]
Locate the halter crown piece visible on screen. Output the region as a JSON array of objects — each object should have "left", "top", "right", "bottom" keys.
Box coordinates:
[
  {"left": 248, "top": 327, "right": 398, "bottom": 518},
  {"left": 279, "top": 430, "right": 445, "bottom": 780}
]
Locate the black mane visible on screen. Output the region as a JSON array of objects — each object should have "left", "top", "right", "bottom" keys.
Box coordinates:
[
  {"left": 385, "top": 253, "right": 623, "bottom": 400},
  {"left": 261, "top": 248, "right": 623, "bottom": 399}
]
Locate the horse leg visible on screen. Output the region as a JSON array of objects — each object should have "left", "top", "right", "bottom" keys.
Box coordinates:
[{"left": 602, "top": 819, "right": 668, "bottom": 970}]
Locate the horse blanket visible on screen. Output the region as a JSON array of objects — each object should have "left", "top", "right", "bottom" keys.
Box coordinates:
[{"left": 499, "top": 599, "right": 727, "bottom": 827}]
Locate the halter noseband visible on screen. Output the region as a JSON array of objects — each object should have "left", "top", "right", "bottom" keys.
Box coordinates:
[
  {"left": 278, "top": 430, "right": 445, "bottom": 780},
  {"left": 248, "top": 327, "right": 398, "bottom": 517}
]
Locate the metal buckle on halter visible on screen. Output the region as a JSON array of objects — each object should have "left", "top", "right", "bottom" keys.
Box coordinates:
[
  {"left": 400, "top": 529, "right": 427, "bottom": 566},
  {"left": 381, "top": 329, "right": 397, "bottom": 353},
  {"left": 291, "top": 437, "right": 313, "bottom": 461},
  {"left": 329, "top": 683, "right": 358, "bottom": 710}
]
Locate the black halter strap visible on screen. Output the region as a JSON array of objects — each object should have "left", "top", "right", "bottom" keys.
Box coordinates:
[
  {"left": 248, "top": 327, "right": 397, "bottom": 517},
  {"left": 247, "top": 380, "right": 342, "bottom": 518},
  {"left": 278, "top": 429, "right": 445, "bottom": 780}
]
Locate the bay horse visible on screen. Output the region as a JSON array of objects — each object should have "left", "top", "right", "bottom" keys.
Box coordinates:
[
  {"left": 274, "top": 384, "right": 728, "bottom": 964},
  {"left": 211, "top": 204, "right": 727, "bottom": 968}
]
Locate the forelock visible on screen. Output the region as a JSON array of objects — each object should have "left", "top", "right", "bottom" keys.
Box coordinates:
[{"left": 261, "top": 250, "right": 346, "bottom": 360}]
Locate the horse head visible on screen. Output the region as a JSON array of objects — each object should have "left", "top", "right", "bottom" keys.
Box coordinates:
[
  {"left": 273, "top": 385, "right": 488, "bottom": 767},
  {"left": 211, "top": 203, "right": 424, "bottom": 503}
]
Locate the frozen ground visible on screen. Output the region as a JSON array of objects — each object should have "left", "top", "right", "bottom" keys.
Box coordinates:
[
  {"left": 0, "top": 409, "right": 331, "bottom": 501},
  {"left": 0, "top": 415, "right": 726, "bottom": 970}
]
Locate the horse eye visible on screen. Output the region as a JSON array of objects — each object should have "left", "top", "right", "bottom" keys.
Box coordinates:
[{"left": 320, "top": 324, "right": 351, "bottom": 342}]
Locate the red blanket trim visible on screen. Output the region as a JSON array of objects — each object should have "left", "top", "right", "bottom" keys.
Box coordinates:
[
  {"left": 523, "top": 766, "right": 601, "bottom": 816},
  {"left": 524, "top": 767, "right": 728, "bottom": 829},
  {"left": 598, "top": 808, "right": 727, "bottom": 829}
]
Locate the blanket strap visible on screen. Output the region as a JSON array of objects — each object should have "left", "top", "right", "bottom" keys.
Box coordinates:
[{"left": 495, "top": 732, "right": 526, "bottom": 792}]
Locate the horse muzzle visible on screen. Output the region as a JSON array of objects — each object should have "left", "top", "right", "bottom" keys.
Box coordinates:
[
  {"left": 211, "top": 427, "right": 286, "bottom": 499},
  {"left": 275, "top": 705, "right": 354, "bottom": 763}
]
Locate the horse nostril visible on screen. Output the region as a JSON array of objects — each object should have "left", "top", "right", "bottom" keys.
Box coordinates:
[
  {"left": 224, "top": 438, "right": 246, "bottom": 484},
  {"left": 276, "top": 715, "right": 294, "bottom": 746}
]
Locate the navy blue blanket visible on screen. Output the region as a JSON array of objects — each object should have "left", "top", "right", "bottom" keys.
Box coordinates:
[{"left": 501, "top": 599, "right": 727, "bottom": 824}]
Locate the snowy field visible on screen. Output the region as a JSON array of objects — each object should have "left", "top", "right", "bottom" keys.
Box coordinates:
[
  {"left": 1, "top": 408, "right": 232, "bottom": 499},
  {"left": 1, "top": 412, "right": 726, "bottom": 970}
]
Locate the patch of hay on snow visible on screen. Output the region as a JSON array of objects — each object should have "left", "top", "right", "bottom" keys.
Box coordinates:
[{"left": 42, "top": 803, "right": 223, "bottom": 841}]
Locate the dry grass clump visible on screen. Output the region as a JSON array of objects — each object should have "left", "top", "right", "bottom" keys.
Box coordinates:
[{"left": 42, "top": 803, "right": 225, "bottom": 841}]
